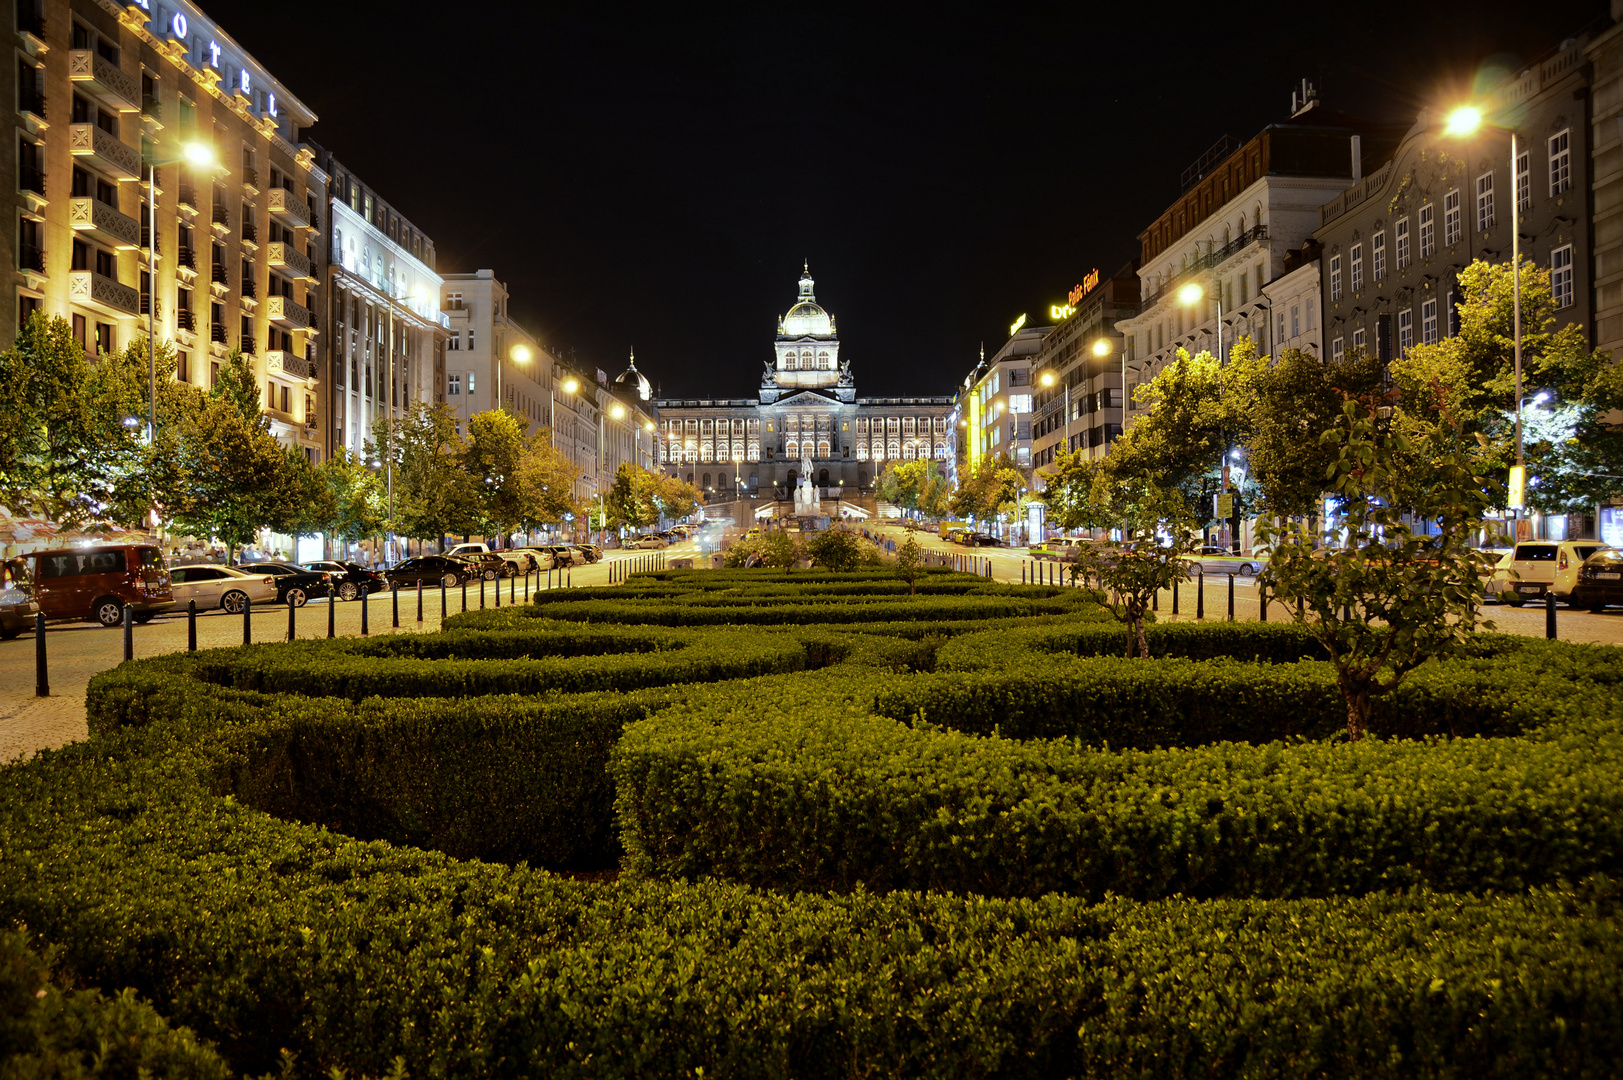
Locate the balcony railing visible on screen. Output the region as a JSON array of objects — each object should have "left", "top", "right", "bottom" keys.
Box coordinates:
[
  {"left": 267, "top": 188, "right": 311, "bottom": 228},
  {"left": 139, "top": 224, "right": 160, "bottom": 253},
  {"left": 17, "top": 9, "right": 44, "bottom": 37},
  {"left": 19, "top": 246, "right": 44, "bottom": 273},
  {"left": 241, "top": 222, "right": 257, "bottom": 244},
  {"left": 69, "top": 123, "right": 139, "bottom": 178},
  {"left": 69, "top": 50, "right": 139, "bottom": 111},
  {"left": 211, "top": 262, "right": 229, "bottom": 285},
  {"left": 69, "top": 196, "right": 140, "bottom": 249},
  {"left": 267, "top": 241, "right": 312, "bottom": 279},
  {"left": 1138, "top": 225, "right": 1269, "bottom": 314},
  {"left": 239, "top": 336, "right": 255, "bottom": 356},
  {"left": 69, "top": 269, "right": 139, "bottom": 316},
  {"left": 210, "top": 322, "right": 228, "bottom": 344},
  {"left": 177, "top": 185, "right": 197, "bottom": 210},
  {"left": 176, "top": 309, "right": 195, "bottom": 332},
  {"left": 241, "top": 278, "right": 256, "bottom": 300},
  {"left": 212, "top": 205, "right": 229, "bottom": 229},
  {"left": 267, "top": 350, "right": 314, "bottom": 380},
  {"left": 18, "top": 89, "right": 45, "bottom": 119},
  {"left": 20, "top": 166, "right": 44, "bottom": 195},
  {"left": 139, "top": 293, "right": 160, "bottom": 318},
  {"left": 266, "top": 295, "right": 312, "bottom": 329},
  {"left": 241, "top": 166, "right": 257, "bottom": 188},
  {"left": 176, "top": 245, "right": 197, "bottom": 271},
  {"left": 141, "top": 95, "right": 162, "bottom": 122}
]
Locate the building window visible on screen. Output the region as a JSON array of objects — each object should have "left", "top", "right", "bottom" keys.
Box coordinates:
[
  {"left": 447, "top": 373, "right": 461, "bottom": 395},
  {"left": 1549, "top": 130, "right": 1571, "bottom": 195},
  {"left": 1476, "top": 172, "right": 1495, "bottom": 231},
  {"left": 1395, "top": 217, "right": 1410, "bottom": 269},
  {"left": 1329, "top": 255, "right": 1342, "bottom": 301},
  {"left": 1443, "top": 189, "right": 1461, "bottom": 246},
  {"left": 1552, "top": 245, "right": 1574, "bottom": 308},
  {"left": 1421, "top": 298, "right": 1438, "bottom": 345},
  {"left": 1516, "top": 149, "right": 1531, "bottom": 211},
  {"left": 1351, "top": 327, "right": 1366, "bottom": 352},
  {"left": 1350, "top": 244, "right": 1363, "bottom": 293},
  {"left": 1398, "top": 309, "right": 1412, "bottom": 357},
  {"left": 1331, "top": 336, "right": 1344, "bottom": 361},
  {"left": 1306, "top": 297, "right": 1316, "bottom": 330},
  {"left": 1372, "top": 232, "right": 1386, "bottom": 280},
  {"left": 1277, "top": 311, "right": 1286, "bottom": 343},
  {"left": 1419, "top": 204, "right": 1435, "bottom": 257},
  {"left": 94, "top": 322, "right": 114, "bottom": 357},
  {"left": 1290, "top": 305, "right": 1300, "bottom": 338}
]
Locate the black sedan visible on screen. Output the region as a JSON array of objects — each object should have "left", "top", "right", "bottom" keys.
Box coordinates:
[
  {"left": 239, "top": 561, "right": 336, "bottom": 607},
  {"left": 302, "top": 560, "right": 386, "bottom": 602},
  {"left": 385, "top": 556, "right": 475, "bottom": 589},
  {"left": 449, "top": 551, "right": 515, "bottom": 580},
  {"left": 1574, "top": 549, "right": 1623, "bottom": 612}
]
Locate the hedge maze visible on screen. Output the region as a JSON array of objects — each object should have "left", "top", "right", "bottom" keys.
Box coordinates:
[{"left": 2, "top": 567, "right": 1621, "bottom": 1077}]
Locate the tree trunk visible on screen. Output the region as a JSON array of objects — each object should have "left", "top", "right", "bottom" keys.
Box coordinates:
[
  {"left": 1133, "top": 613, "right": 1149, "bottom": 659},
  {"left": 1344, "top": 685, "right": 1371, "bottom": 741}
]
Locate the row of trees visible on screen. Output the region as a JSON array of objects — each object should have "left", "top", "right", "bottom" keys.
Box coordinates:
[
  {"left": 1044, "top": 259, "right": 1623, "bottom": 535},
  {"left": 0, "top": 314, "right": 648, "bottom": 559},
  {"left": 602, "top": 463, "right": 704, "bottom": 533}
]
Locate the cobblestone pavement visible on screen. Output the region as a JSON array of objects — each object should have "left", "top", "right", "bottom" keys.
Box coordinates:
[{"left": 0, "top": 548, "right": 668, "bottom": 763}]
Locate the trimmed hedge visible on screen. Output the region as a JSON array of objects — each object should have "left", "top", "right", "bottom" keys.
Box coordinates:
[{"left": 3, "top": 575, "right": 1620, "bottom": 1076}]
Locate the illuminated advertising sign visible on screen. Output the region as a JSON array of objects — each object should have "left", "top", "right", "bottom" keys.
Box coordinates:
[
  {"left": 1009, "top": 313, "right": 1027, "bottom": 337},
  {"left": 1068, "top": 269, "right": 1101, "bottom": 306},
  {"left": 1049, "top": 303, "right": 1074, "bottom": 320}
]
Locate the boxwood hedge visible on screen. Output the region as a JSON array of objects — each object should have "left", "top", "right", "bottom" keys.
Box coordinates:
[{"left": 0, "top": 569, "right": 1618, "bottom": 1077}]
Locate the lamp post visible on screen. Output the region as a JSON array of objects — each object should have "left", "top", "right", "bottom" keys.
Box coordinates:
[
  {"left": 1445, "top": 105, "right": 1526, "bottom": 510},
  {"left": 504, "top": 343, "right": 531, "bottom": 416},
  {"left": 1180, "top": 282, "right": 1234, "bottom": 549},
  {"left": 141, "top": 139, "right": 215, "bottom": 446},
  {"left": 551, "top": 375, "right": 579, "bottom": 449}
]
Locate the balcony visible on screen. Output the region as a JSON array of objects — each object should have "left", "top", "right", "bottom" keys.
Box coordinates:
[
  {"left": 177, "top": 185, "right": 197, "bottom": 212},
  {"left": 210, "top": 204, "right": 230, "bottom": 237},
  {"left": 176, "top": 309, "right": 195, "bottom": 332},
  {"left": 141, "top": 95, "right": 162, "bottom": 123},
  {"left": 19, "top": 246, "right": 44, "bottom": 274},
  {"left": 69, "top": 123, "right": 140, "bottom": 179},
  {"left": 139, "top": 293, "right": 160, "bottom": 318},
  {"left": 17, "top": 9, "right": 44, "bottom": 39},
  {"left": 267, "top": 241, "right": 313, "bottom": 280},
  {"left": 210, "top": 322, "right": 228, "bottom": 345},
  {"left": 239, "top": 336, "right": 255, "bottom": 356},
  {"left": 241, "top": 165, "right": 258, "bottom": 189},
  {"left": 18, "top": 88, "right": 45, "bottom": 120},
  {"left": 266, "top": 350, "right": 314, "bottom": 380},
  {"left": 69, "top": 269, "right": 139, "bottom": 317},
  {"left": 241, "top": 222, "right": 258, "bottom": 245},
  {"left": 266, "top": 295, "right": 312, "bottom": 330},
  {"left": 69, "top": 50, "right": 139, "bottom": 112},
  {"left": 70, "top": 196, "right": 140, "bottom": 249},
  {"left": 241, "top": 278, "right": 257, "bottom": 301},
  {"left": 19, "top": 166, "right": 45, "bottom": 213},
  {"left": 267, "top": 188, "right": 310, "bottom": 229},
  {"left": 176, "top": 244, "right": 196, "bottom": 271},
  {"left": 139, "top": 224, "right": 160, "bottom": 255}
]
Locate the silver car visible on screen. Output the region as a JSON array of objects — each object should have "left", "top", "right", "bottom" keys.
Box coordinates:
[{"left": 169, "top": 564, "right": 279, "bottom": 614}]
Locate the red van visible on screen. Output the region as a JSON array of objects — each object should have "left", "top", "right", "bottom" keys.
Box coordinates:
[{"left": 23, "top": 544, "right": 174, "bottom": 627}]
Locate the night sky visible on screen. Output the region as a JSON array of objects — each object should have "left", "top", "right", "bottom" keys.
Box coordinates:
[{"left": 206, "top": 0, "right": 1605, "bottom": 398}]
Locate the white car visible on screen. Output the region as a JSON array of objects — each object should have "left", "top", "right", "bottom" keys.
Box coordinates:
[
  {"left": 504, "top": 548, "right": 556, "bottom": 572},
  {"left": 1487, "top": 540, "right": 1613, "bottom": 605},
  {"left": 1177, "top": 546, "right": 1264, "bottom": 577},
  {"left": 168, "top": 564, "right": 278, "bottom": 614},
  {"left": 631, "top": 535, "right": 668, "bottom": 549}
]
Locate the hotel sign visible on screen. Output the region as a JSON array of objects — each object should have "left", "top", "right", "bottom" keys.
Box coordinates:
[
  {"left": 125, "top": 1, "right": 283, "bottom": 121},
  {"left": 1009, "top": 313, "right": 1027, "bottom": 337},
  {"left": 1048, "top": 268, "right": 1102, "bottom": 322}
]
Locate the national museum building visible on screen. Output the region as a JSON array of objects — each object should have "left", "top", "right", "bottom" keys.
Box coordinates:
[{"left": 652, "top": 268, "right": 956, "bottom": 506}]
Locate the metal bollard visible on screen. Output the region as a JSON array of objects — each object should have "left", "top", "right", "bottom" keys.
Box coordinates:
[
  {"left": 287, "top": 594, "right": 296, "bottom": 641},
  {"left": 244, "top": 595, "right": 252, "bottom": 644},
  {"left": 568, "top": 570, "right": 572, "bottom": 588},
  {"left": 1151, "top": 587, "right": 1158, "bottom": 612},
  {"left": 122, "top": 604, "right": 133, "bottom": 661},
  {"left": 442, "top": 580, "right": 448, "bottom": 619},
  {"left": 1227, "top": 573, "right": 1235, "bottom": 622},
  {"left": 461, "top": 579, "right": 467, "bottom": 612},
  {"left": 361, "top": 591, "right": 370, "bottom": 636},
  {"left": 495, "top": 573, "right": 502, "bottom": 608},
  {"left": 1172, "top": 577, "right": 1180, "bottom": 614},
  {"left": 328, "top": 593, "right": 336, "bottom": 638},
  {"left": 417, "top": 580, "right": 424, "bottom": 623},
  {"left": 525, "top": 570, "right": 530, "bottom": 599},
  {"left": 480, "top": 578, "right": 486, "bottom": 609},
  {"left": 392, "top": 583, "right": 400, "bottom": 628},
  {"left": 1546, "top": 593, "right": 1557, "bottom": 639},
  {"left": 1258, "top": 581, "right": 1267, "bottom": 622},
  {"left": 188, "top": 600, "right": 197, "bottom": 651},
  {"left": 35, "top": 613, "right": 48, "bottom": 697},
  {"left": 510, "top": 573, "right": 515, "bottom": 603},
  {"left": 1196, "top": 573, "right": 1205, "bottom": 619}
]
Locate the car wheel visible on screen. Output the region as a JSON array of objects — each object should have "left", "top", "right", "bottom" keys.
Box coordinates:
[
  {"left": 286, "top": 587, "right": 308, "bottom": 608},
  {"left": 337, "top": 582, "right": 360, "bottom": 601},
  {"left": 94, "top": 597, "right": 125, "bottom": 627},
  {"left": 483, "top": 568, "right": 499, "bottom": 581},
  {"left": 133, "top": 612, "right": 154, "bottom": 624},
  {"left": 221, "top": 590, "right": 249, "bottom": 614},
  {"left": 0, "top": 628, "right": 18, "bottom": 641},
  {"left": 1506, "top": 594, "right": 1526, "bottom": 608},
  {"left": 1590, "top": 599, "right": 1608, "bottom": 614},
  {"left": 441, "top": 573, "right": 458, "bottom": 588},
  {"left": 1239, "top": 563, "right": 1259, "bottom": 576}
]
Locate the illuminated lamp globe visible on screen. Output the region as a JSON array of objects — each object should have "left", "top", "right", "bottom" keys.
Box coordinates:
[
  {"left": 1092, "top": 338, "right": 1112, "bottom": 357},
  {"left": 562, "top": 377, "right": 580, "bottom": 394},
  {"left": 1178, "top": 283, "right": 1204, "bottom": 306},
  {"left": 181, "top": 142, "right": 215, "bottom": 167},
  {"left": 510, "top": 344, "right": 533, "bottom": 364},
  {"left": 610, "top": 403, "right": 626, "bottom": 420},
  {"left": 1445, "top": 107, "right": 1483, "bottom": 137},
  {"left": 1040, "top": 371, "right": 1056, "bottom": 387}
]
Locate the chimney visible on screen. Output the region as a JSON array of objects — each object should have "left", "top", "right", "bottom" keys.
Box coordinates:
[{"left": 1351, "top": 135, "right": 1363, "bottom": 182}]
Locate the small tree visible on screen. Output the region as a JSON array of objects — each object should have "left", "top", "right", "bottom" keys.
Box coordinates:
[
  {"left": 806, "top": 527, "right": 881, "bottom": 570},
  {"left": 758, "top": 530, "right": 801, "bottom": 570},
  {"left": 321, "top": 450, "right": 387, "bottom": 549},
  {"left": 1258, "top": 397, "right": 1497, "bottom": 740},
  {"left": 1071, "top": 485, "right": 1198, "bottom": 658},
  {"left": 895, "top": 535, "right": 924, "bottom": 595}
]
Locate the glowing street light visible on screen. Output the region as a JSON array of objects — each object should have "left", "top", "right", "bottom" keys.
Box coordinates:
[
  {"left": 1444, "top": 102, "right": 1526, "bottom": 509},
  {"left": 141, "top": 140, "right": 215, "bottom": 448},
  {"left": 610, "top": 402, "right": 626, "bottom": 420},
  {"left": 1091, "top": 338, "right": 1112, "bottom": 357}
]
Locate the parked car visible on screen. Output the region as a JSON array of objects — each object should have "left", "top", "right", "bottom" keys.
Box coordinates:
[
  {"left": 448, "top": 551, "right": 514, "bottom": 580},
  {"left": 301, "top": 560, "right": 386, "bottom": 602},
  {"left": 238, "top": 561, "right": 335, "bottom": 608},
  {"left": 630, "top": 535, "right": 668, "bottom": 549},
  {"left": 444, "top": 542, "right": 493, "bottom": 559},
  {"left": 537, "top": 544, "right": 582, "bottom": 566},
  {"left": 22, "top": 544, "right": 174, "bottom": 627},
  {"left": 1178, "top": 546, "right": 1264, "bottom": 577},
  {"left": 574, "top": 544, "right": 603, "bottom": 564},
  {"left": 1477, "top": 549, "right": 1514, "bottom": 600},
  {"left": 1030, "top": 539, "right": 1080, "bottom": 562},
  {"left": 385, "top": 556, "right": 475, "bottom": 589},
  {"left": 505, "top": 548, "right": 556, "bottom": 572},
  {"left": 0, "top": 557, "right": 40, "bottom": 639},
  {"left": 1573, "top": 549, "right": 1623, "bottom": 612},
  {"left": 169, "top": 564, "right": 279, "bottom": 613},
  {"left": 1486, "top": 540, "right": 1611, "bottom": 605}
]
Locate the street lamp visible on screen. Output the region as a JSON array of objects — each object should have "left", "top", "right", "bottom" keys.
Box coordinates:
[
  {"left": 1445, "top": 104, "right": 1526, "bottom": 509},
  {"left": 504, "top": 343, "right": 532, "bottom": 413},
  {"left": 141, "top": 139, "right": 214, "bottom": 446},
  {"left": 550, "top": 374, "right": 578, "bottom": 450},
  {"left": 1178, "top": 281, "right": 1223, "bottom": 362}
]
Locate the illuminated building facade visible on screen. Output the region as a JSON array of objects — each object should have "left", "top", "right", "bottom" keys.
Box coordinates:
[
  {"left": 957, "top": 324, "right": 1046, "bottom": 476},
  {"left": 653, "top": 267, "right": 955, "bottom": 508},
  {"left": 318, "top": 148, "right": 447, "bottom": 460},
  {"left": 1029, "top": 264, "right": 1138, "bottom": 470},
  {"left": 6, "top": 0, "right": 327, "bottom": 458}
]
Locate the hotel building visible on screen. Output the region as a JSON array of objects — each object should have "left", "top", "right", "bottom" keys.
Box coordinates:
[{"left": 6, "top": 0, "right": 327, "bottom": 458}]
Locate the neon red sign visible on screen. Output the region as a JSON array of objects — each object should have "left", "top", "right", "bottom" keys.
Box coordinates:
[{"left": 1068, "top": 268, "right": 1101, "bottom": 305}]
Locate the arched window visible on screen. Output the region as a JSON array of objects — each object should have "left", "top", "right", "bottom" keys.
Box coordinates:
[
  {"left": 934, "top": 442, "right": 947, "bottom": 459},
  {"left": 858, "top": 470, "right": 869, "bottom": 488},
  {"left": 817, "top": 440, "right": 829, "bottom": 457},
  {"left": 903, "top": 443, "right": 917, "bottom": 460},
  {"left": 748, "top": 473, "right": 758, "bottom": 488},
  {"left": 702, "top": 473, "right": 711, "bottom": 488},
  {"left": 817, "top": 351, "right": 832, "bottom": 369},
  {"left": 700, "top": 445, "right": 714, "bottom": 462},
  {"left": 783, "top": 352, "right": 796, "bottom": 370},
  {"left": 785, "top": 440, "right": 798, "bottom": 459},
  {"left": 818, "top": 468, "right": 830, "bottom": 485}
]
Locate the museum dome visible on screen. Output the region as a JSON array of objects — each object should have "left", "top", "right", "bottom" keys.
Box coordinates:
[
  {"left": 779, "top": 264, "right": 834, "bottom": 338},
  {"left": 615, "top": 349, "right": 652, "bottom": 401}
]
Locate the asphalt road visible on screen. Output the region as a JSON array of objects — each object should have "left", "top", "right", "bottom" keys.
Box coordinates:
[{"left": 4, "top": 530, "right": 1618, "bottom": 763}]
